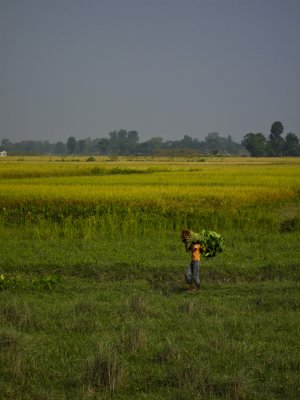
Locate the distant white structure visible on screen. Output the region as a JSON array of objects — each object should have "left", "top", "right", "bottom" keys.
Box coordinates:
[{"left": 0, "top": 151, "right": 7, "bottom": 156}]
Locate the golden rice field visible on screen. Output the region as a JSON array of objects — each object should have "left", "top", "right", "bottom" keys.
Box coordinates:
[
  {"left": 1, "top": 156, "right": 299, "bottom": 267},
  {"left": 0, "top": 157, "right": 299, "bottom": 209}
]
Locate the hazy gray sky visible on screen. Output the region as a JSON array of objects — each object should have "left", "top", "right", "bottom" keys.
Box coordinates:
[{"left": 1, "top": 0, "right": 300, "bottom": 143}]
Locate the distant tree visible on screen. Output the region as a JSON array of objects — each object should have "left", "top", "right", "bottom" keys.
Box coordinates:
[
  {"left": 98, "top": 138, "right": 109, "bottom": 155},
  {"left": 149, "top": 137, "right": 164, "bottom": 147},
  {"left": 54, "top": 141, "right": 67, "bottom": 155},
  {"left": 77, "top": 139, "right": 87, "bottom": 155},
  {"left": 268, "top": 121, "right": 285, "bottom": 156},
  {"left": 241, "top": 133, "right": 267, "bottom": 156},
  {"left": 139, "top": 137, "right": 164, "bottom": 155},
  {"left": 118, "top": 129, "right": 129, "bottom": 154},
  {"left": 205, "top": 132, "right": 223, "bottom": 154},
  {"left": 205, "top": 132, "right": 219, "bottom": 146},
  {"left": 84, "top": 137, "right": 93, "bottom": 153},
  {"left": 17, "top": 140, "right": 42, "bottom": 154},
  {"left": 284, "top": 132, "right": 300, "bottom": 156},
  {"left": 226, "top": 135, "right": 238, "bottom": 154},
  {"left": 270, "top": 121, "right": 284, "bottom": 137},
  {"left": 107, "top": 129, "right": 140, "bottom": 155},
  {"left": 108, "top": 131, "right": 119, "bottom": 154},
  {"left": 1, "top": 138, "right": 12, "bottom": 150},
  {"left": 41, "top": 140, "right": 55, "bottom": 154},
  {"left": 127, "top": 130, "right": 139, "bottom": 154},
  {"left": 180, "top": 135, "right": 194, "bottom": 148},
  {"left": 67, "top": 137, "right": 77, "bottom": 154}
]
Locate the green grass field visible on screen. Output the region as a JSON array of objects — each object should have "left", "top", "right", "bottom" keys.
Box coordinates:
[{"left": 0, "top": 156, "right": 299, "bottom": 399}]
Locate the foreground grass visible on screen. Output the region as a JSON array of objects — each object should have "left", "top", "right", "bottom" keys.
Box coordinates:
[
  {"left": 1, "top": 276, "right": 299, "bottom": 400},
  {"left": 0, "top": 223, "right": 299, "bottom": 399}
]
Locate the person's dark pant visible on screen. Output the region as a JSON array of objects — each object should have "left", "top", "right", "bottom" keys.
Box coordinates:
[{"left": 185, "top": 261, "right": 200, "bottom": 287}]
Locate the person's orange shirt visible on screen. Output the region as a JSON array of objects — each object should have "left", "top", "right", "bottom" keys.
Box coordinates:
[{"left": 191, "top": 243, "right": 201, "bottom": 261}]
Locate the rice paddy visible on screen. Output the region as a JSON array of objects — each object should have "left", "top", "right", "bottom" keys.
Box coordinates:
[
  {"left": 0, "top": 156, "right": 299, "bottom": 399},
  {"left": 1, "top": 157, "right": 299, "bottom": 222}
]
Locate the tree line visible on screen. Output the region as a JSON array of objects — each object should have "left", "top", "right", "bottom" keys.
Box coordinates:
[
  {"left": 1, "top": 121, "right": 299, "bottom": 156},
  {"left": 242, "top": 121, "right": 300, "bottom": 156}
]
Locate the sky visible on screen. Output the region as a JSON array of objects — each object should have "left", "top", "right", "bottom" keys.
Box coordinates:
[{"left": 1, "top": 0, "right": 300, "bottom": 143}]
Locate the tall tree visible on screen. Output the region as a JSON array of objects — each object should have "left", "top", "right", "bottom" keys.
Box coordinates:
[
  {"left": 270, "top": 121, "right": 284, "bottom": 137},
  {"left": 98, "top": 138, "right": 109, "bottom": 155},
  {"left": 67, "top": 137, "right": 77, "bottom": 154},
  {"left": 127, "top": 131, "right": 139, "bottom": 154},
  {"left": 268, "top": 121, "right": 285, "bottom": 156},
  {"left": 118, "top": 130, "right": 129, "bottom": 154},
  {"left": 108, "top": 131, "right": 119, "bottom": 154},
  {"left": 180, "top": 135, "right": 194, "bottom": 148},
  {"left": 77, "top": 139, "right": 87, "bottom": 154},
  {"left": 241, "top": 133, "right": 267, "bottom": 156},
  {"left": 285, "top": 132, "right": 300, "bottom": 156},
  {"left": 205, "top": 132, "right": 222, "bottom": 154}
]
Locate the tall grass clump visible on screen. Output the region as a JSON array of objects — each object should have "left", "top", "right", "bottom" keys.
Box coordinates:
[{"left": 83, "top": 345, "right": 124, "bottom": 393}]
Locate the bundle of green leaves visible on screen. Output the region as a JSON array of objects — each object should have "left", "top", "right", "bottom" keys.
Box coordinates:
[{"left": 181, "top": 229, "right": 224, "bottom": 258}]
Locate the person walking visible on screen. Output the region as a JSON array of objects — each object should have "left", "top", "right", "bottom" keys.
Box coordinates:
[{"left": 184, "top": 241, "right": 201, "bottom": 291}]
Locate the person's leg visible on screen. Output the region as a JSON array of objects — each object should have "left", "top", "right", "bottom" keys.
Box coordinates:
[
  {"left": 185, "top": 264, "right": 193, "bottom": 285},
  {"left": 192, "top": 261, "right": 200, "bottom": 289},
  {"left": 185, "top": 263, "right": 195, "bottom": 290}
]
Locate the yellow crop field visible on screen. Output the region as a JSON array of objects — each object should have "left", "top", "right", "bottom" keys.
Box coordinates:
[
  {"left": 0, "top": 157, "right": 299, "bottom": 211},
  {"left": 0, "top": 156, "right": 299, "bottom": 239}
]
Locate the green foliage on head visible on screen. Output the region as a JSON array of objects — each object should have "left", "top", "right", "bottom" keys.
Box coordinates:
[{"left": 181, "top": 229, "right": 224, "bottom": 258}]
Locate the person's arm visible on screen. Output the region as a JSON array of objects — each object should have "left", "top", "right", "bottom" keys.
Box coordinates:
[
  {"left": 189, "top": 243, "right": 196, "bottom": 253},
  {"left": 191, "top": 243, "right": 201, "bottom": 256}
]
